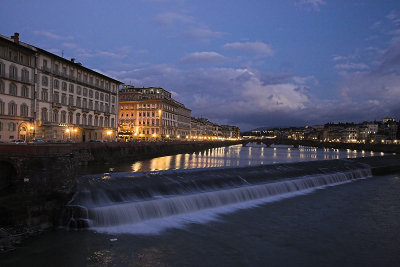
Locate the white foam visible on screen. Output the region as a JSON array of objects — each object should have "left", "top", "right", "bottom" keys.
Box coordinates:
[{"left": 89, "top": 170, "right": 371, "bottom": 235}]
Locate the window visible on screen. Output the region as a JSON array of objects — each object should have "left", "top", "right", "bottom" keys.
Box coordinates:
[
  {"left": 111, "top": 118, "right": 115, "bottom": 128},
  {"left": 82, "top": 114, "right": 87, "bottom": 125},
  {"left": 0, "top": 121, "right": 2, "bottom": 131},
  {"left": 88, "top": 115, "right": 92, "bottom": 126},
  {"left": 68, "top": 112, "right": 73, "bottom": 124},
  {"left": 41, "top": 108, "right": 48, "bottom": 122},
  {"left": 83, "top": 98, "right": 87, "bottom": 108},
  {"left": 104, "top": 117, "right": 109, "bottom": 127},
  {"left": 100, "top": 93, "right": 104, "bottom": 101},
  {"left": 76, "top": 113, "right": 81, "bottom": 125},
  {"left": 62, "top": 82, "right": 67, "bottom": 91},
  {"left": 8, "top": 122, "right": 16, "bottom": 132},
  {"left": 112, "top": 96, "right": 115, "bottom": 103},
  {"left": 41, "top": 89, "right": 48, "bottom": 101},
  {"left": 21, "top": 86, "right": 29, "bottom": 98},
  {"left": 94, "top": 116, "right": 98, "bottom": 127},
  {"left": 83, "top": 88, "right": 88, "bottom": 96},
  {"left": 61, "top": 94, "right": 67, "bottom": 105},
  {"left": 95, "top": 91, "right": 99, "bottom": 100},
  {"left": 99, "top": 116, "right": 103, "bottom": 127},
  {"left": 0, "top": 80, "right": 4, "bottom": 94},
  {"left": 54, "top": 79, "right": 59, "bottom": 89},
  {"left": 52, "top": 109, "right": 58, "bottom": 122},
  {"left": 20, "top": 104, "right": 28, "bottom": 117},
  {"left": 9, "top": 65, "right": 17, "bottom": 79},
  {"left": 53, "top": 91, "right": 59, "bottom": 103},
  {"left": 100, "top": 103, "right": 104, "bottom": 112},
  {"left": 89, "top": 90, "right": 93, "bottom": 98},
  {"left": 21, "top": 69, "right": 29, "bottom": 82},
  {"left": 42, "top": 75, "right": 48, "bottom": 86},
  {"left": 0, "top": 99, "right": 4, "bottom": 114},
  {"left": 9, "top": 83, "right": 17, "bottom": 96},
  {"left": 8, "top": 102, "right": 17, "bottom": 116},
  {"left": 76, "top": 97, "right": 81, "bottom": 107},
  {"left": 95, "top": 101, "right": 99, "bottom": 111},
  {"left": 95, "top": 79, "right": 99, "bottom": 86},
  {"left": 43, "top": 59, "right": 48, "bottom": 68},
  {"left": 105, "top": 94, "right": 109, "bottom": 102},
  {"left": 69, "top": 84, "right": 74, "bottom": 93},
  {"left": 89, "top": 76, "right": 93, "bottom": 84},
  {"left": 68, "top": 95, "right": 74, "bottom": 106},
  {"left": 54, "top": 64, "right": 59, "bottom": 73},
  {"left": 89, "top": 100, "right": 93, "bottom": 110},
  {"left": 61, "top": 111, "right": 66, "bottom": 123},
  {"left": 77, "top": 86, "right": 81, "bottom": 95},
  {"left": 0, "top": 61, "right": 4, "bottom": 76}
]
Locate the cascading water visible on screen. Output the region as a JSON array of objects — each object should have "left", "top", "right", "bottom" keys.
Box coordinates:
[{"left": 64, "top": 159, "right": 372, "bottom": 233}]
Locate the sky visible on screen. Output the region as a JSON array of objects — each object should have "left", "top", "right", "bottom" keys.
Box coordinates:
[{"left": 1, "top": 0, "right": 400, "bottom": 131}]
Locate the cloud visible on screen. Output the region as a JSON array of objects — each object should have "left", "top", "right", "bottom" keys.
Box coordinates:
[
  {"left": 296, "top": 0, "right": 326, "bottom": 11},
  {"left": 153, "top": 11, "right": 194, "bottom": 26},
  {"left": 223, "top": 42, "right": 274, "bottom": 57},
  {"left": 61, "top": 42, "right": 129, "bottom": 59},
  {"left": 174, "top": 27, "right": 225, "bottom": 42},
  {"left": 180, "top": 52, "right": 227, "bottom": 64},
  {"left": 33, "top": 30, "right": 73, "bottom": 40},
  {"left": 334, "top": 63, "right": 369, "bottom": 70}
]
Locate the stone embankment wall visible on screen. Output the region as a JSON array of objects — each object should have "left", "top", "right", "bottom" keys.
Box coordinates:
[{"left": 244, "top": 139, "right": 400, "bottom": 154}]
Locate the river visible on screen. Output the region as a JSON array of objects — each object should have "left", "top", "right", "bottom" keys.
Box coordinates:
[{"left": 1, "top": 144, "right": 399, "bottom": 266}]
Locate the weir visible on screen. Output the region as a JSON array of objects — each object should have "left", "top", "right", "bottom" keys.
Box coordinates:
[{"left": 64, "top": 159, "right": 374, "bottom": 231}]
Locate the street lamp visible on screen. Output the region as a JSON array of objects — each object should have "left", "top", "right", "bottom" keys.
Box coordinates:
[
  {"left": 66, "top": 128, "right": 71, "bottom": 140},
  {"left": 107, "top": 130, "right": 112, "bottom": 141}
]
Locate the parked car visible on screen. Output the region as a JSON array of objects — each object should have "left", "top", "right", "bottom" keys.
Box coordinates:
[
  {"left": 31, "top": 139, "right": 45, "bottom": 143},
  {"left": 11, "top": 139, "right": 26, "bottom": 144}
]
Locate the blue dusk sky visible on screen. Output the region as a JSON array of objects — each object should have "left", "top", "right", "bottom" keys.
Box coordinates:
[{"left": 1, "top": 0, "right": 400, "bottom": 130}]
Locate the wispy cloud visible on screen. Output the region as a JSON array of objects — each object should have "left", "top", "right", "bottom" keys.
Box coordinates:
[
  {"left": 334, "top": 63, "right": 369, "bottom": 70},
  {"left": 153, "top": 11, "right": 194, "bottom": 26},
  {"left": 174, "top": 27, "right": 225, "bottom": 42},
  {"left": 180, "top": 52, "right": 227, "bottom": 64},
  {"left": 61, "top": 42, "right": 129, "bottom": 59},
  {"left": 296, "top": 0, "right": 326, "bottom": 11},
  {"left": 223, "top": 41, "right": 274, "bottom": 57},
  {"left": 33, "top": 30, "right": 73, "bottom": 40}
]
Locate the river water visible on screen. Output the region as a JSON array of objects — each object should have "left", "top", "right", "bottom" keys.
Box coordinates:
[{"left": 1, "top": 144, "right": 399, "bottom": 266}]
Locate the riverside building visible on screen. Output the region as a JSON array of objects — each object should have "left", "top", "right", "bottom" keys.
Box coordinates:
[
  {"left": 0, "top": 33, "right": 121, "bottom": 142},
  {"left": 118, "top": 85, "right": 191, "bottom": 141}
]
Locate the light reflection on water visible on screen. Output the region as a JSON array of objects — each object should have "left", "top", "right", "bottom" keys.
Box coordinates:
[{"left": 129, "top": 144, "right": 378, "bottom": 173}]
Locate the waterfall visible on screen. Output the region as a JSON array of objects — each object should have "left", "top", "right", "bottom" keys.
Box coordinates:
[{"left": 65, "top": 164, "right": 372, "bottom": 233}]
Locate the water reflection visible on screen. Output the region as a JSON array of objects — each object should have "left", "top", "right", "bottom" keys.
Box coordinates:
[{"left": 127, "top": 144, "right": 383, "bottom": 173}]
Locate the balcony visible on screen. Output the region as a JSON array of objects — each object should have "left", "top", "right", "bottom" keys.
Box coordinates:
[
  {"left": 52, "top": 102, "right": 62, "bottom": 108},
  {"left": 41, "top": 66, "right": 51, "bottom": 73},
  {"left": 68, "top": 105, "right": 76, "bottom": 111}
]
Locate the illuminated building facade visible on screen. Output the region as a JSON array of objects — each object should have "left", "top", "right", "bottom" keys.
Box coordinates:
[
  {"left": 118, "top": 85, "right": 191, "bottom": 140},
  {"left": 0, "top": 33, "right": 121, "bottom": 142}
]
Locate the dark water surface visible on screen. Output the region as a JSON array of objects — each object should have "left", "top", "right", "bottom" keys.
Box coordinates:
[
  {"left": 2, "top": 174, "right": 400, "bottom": 266},
  {"left": 1, "top": 144, "right": 398, "bottom": 266}
]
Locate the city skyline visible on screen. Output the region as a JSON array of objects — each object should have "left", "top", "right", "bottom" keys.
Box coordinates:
[{"left": 2, "top": 0, "right": 400, "bottom": 130}]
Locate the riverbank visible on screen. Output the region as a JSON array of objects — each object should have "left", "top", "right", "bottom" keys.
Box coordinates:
[{"left": 0, "top": 142, "right": 399, "bottom": 253}]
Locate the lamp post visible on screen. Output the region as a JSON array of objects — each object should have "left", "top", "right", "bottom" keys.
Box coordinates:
[
  {"left": 107, "top": 130, "right": 112, "bottom": 141},
  {"left": 65, "top": 128, "right": 71, "bottom": 140}
]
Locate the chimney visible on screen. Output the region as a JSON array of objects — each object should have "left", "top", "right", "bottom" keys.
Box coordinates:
[
  {"left": 11, "top": 32, "right": 19, "bottom": 44},
  {"left": 71, "top": 58, "right": 75, "bottom": 63}
]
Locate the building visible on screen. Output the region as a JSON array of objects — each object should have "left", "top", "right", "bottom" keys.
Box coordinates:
[
  {"left": 118, "top": 85, "right": 191, "bottom": 141},
  {"left": 0, "top": 33, "right": 122, "bottom": 142}
]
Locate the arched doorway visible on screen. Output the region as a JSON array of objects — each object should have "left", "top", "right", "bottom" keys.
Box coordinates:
[{"left": 18, "top": 123, "right": 28, "bottom": 141}]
